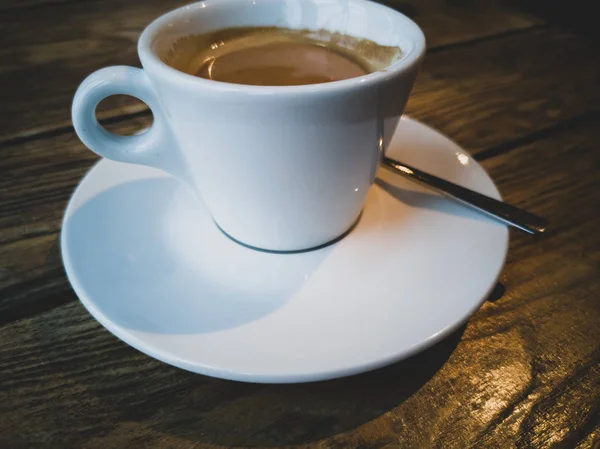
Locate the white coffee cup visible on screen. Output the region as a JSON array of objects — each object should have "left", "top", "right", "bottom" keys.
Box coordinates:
[{"left": 72, "top": 0, "right": 425, "bottom": 251}]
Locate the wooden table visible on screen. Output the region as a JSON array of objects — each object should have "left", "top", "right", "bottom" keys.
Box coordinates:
[{"left": 1, "top": 1, "right": 599, "bottom": 447}]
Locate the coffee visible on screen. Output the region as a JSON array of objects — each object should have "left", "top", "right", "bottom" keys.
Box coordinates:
[
  {"left": 197, "top": 40, "right": 368, "bottom": 86},
  {"left": 164, "top": 27, "right": 400, "bottom": 86}
]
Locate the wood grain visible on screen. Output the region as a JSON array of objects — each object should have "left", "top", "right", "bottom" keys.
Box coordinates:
[
  {"left": 0, "top": 0, "right": 542, "bottom": 142},
  {"left": 0, "top": 117, "right": 151, "bottom": 324},
  {"left": 1, "top": 2, "right": 598, "bottom": 447},
  {"left": 406, "top": 28, "right": 600, "bottom": 153},
  {"left": 2, "top": 27, "right": 599, "bottom": 323},
  {"left": 0, "top": 118, "right": 598, "bottom": 448}
]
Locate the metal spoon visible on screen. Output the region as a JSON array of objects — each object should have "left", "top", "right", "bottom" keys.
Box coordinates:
[{"left": 381, "top": 156, "right": 547, "bottom": 235}]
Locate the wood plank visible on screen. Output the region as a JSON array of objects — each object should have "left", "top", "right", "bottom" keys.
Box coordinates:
[
  {"left": 0, "top": 117, "right": 151, "bottom": 325},
  {"left": 0, "top": 118, "right": 598, "bottom": 448},
  {"left": 0, "top": 0, "right": 542, "bottom": 142},
  {"left": 465, "top": 119, "right": 600, "bottom": 449},
  {"left": 406, "top": 28, "right": 600, "bottom": 153},
  {"left": 2, "top": 27, "right": 599, "bottom": 322}
]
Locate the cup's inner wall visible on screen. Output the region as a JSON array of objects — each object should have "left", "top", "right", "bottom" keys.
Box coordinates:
[{"left": 149, "top": 0, "right": 420, "bottom": 76}]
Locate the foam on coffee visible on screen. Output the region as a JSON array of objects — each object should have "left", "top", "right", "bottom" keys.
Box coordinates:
[{"left": 164, "top": 27, "right": 401, "bottom": 86}]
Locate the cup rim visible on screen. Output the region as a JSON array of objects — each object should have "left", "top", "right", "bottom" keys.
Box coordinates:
[{"left": 138, "top": 0, "right": 426, "bottom": 94}]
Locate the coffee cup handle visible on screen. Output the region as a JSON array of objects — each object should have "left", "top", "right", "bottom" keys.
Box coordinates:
[{"left": 72, "top": 66, "right": 182, "bottom": 175}]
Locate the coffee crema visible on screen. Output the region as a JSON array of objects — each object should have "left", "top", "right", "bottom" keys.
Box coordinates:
[{"left": 164, "top": 27, "right": 400, "bottom": 86}]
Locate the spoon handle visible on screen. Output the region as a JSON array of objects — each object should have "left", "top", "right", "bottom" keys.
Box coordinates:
[{"left": 381, "top": 156, "right": 547, "bottom": 235}]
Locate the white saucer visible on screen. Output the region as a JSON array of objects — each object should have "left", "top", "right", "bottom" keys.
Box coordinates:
[{"left": 62, "top": 117, "right": 508, "bottom": 383}]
